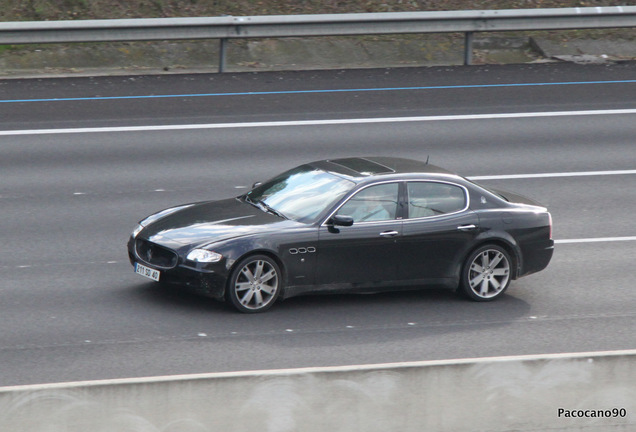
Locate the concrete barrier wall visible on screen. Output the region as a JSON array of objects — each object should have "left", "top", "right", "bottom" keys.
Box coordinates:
[{"left": 1, "top": 350, "right": 635, "bottom": 432}]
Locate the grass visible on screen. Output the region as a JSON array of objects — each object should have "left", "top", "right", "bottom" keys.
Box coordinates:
[{"left": 1, "top": 0, "right": 633, "bottom": 21}]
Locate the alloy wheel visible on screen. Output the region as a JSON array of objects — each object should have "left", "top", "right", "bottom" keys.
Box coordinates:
[
  {"left": 230, "top": 256, "right": 280, "bottom": 312},
  {"left": 463, "top": 246, "right": 511, "bottom": 301}
]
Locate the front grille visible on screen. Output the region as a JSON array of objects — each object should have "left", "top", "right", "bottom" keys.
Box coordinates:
[{"left": 135, "top": 238, "right": 178, "bottom": 269}]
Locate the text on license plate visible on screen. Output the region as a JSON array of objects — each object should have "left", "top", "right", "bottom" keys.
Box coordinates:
[{"left": 135, "top": 263, "right": 160, "bottom": 282}]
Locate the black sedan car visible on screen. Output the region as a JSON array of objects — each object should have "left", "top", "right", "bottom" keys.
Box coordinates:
[{"left": 128, "top": 157, "right": 553, "bottom": 313}]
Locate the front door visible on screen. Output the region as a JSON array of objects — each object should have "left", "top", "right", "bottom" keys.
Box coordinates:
[{"left": 316, "top": 183, "right": 402, "bottom": 287}]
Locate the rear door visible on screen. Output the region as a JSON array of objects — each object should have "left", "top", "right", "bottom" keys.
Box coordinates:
[{"left": 398, "top": 181, "right": 480, "bottom": 281}]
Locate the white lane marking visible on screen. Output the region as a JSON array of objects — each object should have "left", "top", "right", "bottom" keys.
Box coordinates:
[
  {"left": 555, "top": 237, "right": 636, "bottom": 244},
  {"left": 469, "top": 170, "right": 636, "bottom": 180},
  {"left": 1, "top": 108, "right": 635, "bottom": 136}
]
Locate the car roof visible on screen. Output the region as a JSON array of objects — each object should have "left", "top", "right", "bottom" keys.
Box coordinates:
[{"left": 309, "top": 157, "right": 457, "bottom": 181}]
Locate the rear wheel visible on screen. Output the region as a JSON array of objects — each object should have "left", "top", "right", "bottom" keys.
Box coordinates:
[
  {"left": 460, "top": 245, "right": 511, "bottom": 301},
  {"left": 227, "top": 255, "right": 281, "bottom": 313}
]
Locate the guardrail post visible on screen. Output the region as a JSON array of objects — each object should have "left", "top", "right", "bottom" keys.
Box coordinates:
[
  {"left": 219, "top": 38, "right": 227, "bottom": 73},
  {"left": 464, "top": 31, "right": 474, "bottom": 65}
]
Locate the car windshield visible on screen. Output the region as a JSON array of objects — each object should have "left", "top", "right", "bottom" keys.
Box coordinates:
[{"left": 244, "top": 165, "right": 355, "bottom": 223}]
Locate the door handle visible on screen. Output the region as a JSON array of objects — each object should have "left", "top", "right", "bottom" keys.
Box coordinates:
[
  {"left": 380, "top": 230, "right": 399, "bottom": 237},
  {"left": 457, "top": 224, "right": 477, "bottom": 231}
]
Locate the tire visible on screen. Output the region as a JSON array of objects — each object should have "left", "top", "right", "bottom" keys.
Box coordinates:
[
  {"left": 227, "top": 254, "right": 282, "bottom": 313},
  {"left": 460, "top": 245, "right": 512, "bottom": 301}
]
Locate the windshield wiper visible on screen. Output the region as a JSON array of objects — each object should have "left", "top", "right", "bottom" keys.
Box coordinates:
[
  {"left": 244, "top": 195, "right": 288, "bottom": 219},
  {"left": 256, "top": 200, "right": 289, "bottom": 219},
  {"left": 243, "top": 194, "right": 258, "bottom": 207}
]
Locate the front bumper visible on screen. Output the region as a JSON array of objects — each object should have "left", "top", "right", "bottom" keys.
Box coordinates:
[{"left": 127, "top": 237, "right": 228, "bottom": 299}]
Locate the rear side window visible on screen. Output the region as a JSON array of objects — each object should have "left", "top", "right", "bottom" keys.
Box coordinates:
[{"left": 407, "top": 182, "right": 466, "bottom": 218}]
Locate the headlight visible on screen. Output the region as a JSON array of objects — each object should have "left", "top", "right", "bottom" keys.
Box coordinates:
[
  {"left": 187, "top": 249, "right": 223, "bottom": 263},
  {"left": 131, "top": 224, "right": 144, "bottom": 239}
]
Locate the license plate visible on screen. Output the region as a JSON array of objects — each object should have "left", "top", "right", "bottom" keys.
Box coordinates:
[{"left": 135, "top": 263, "right": 160, "bottom": 282}]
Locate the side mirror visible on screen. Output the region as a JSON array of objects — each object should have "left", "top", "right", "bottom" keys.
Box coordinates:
[
  {"left": 252, "top": 181, "right": 262, "bottom": 189},
  {"left": 330, "top": 214, "right": 354, "bottom": 227}
]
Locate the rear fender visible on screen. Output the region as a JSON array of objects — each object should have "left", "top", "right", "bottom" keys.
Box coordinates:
[{"left": 461, "top": 231, "right": 522, "bottom": 280}]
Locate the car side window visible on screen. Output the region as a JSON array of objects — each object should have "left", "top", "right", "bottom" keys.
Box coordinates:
[
  {"left": 337, "top": 183, "right": 399, "bottom": 222},
  {"left": 407, "top": 182, "right": 466, "bottom": 218}
]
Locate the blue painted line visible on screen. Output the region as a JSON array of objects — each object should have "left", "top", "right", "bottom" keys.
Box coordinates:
[{"left": 1, "top": 79, "right": 634, "bottom": 103}]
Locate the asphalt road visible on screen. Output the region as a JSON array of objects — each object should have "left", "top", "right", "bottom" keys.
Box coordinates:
[{"left": 1, "top": 62, "right": 635, "bottom": 386}]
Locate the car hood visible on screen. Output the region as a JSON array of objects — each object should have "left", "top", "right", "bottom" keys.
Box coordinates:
[{"left": 140, "top": 198, "right": 297, "bottom": 248}]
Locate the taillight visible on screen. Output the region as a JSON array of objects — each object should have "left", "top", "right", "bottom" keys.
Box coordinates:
[{"left": 548, "top": 213, "right": 553, "bottom": 239}]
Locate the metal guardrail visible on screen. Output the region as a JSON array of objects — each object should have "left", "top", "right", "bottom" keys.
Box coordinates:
[{"left": 1, "top": 6, "right": 635, "bottom": 71}]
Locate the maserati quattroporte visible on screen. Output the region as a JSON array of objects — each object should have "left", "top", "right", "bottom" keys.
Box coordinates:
[{"left": 128, "top": 157, "right": 553, "bottom": 313}]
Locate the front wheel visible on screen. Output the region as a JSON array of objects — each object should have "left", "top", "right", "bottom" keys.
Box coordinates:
[
  {"left": 227, "top": 255, "right": 282, "bottom": 313},
  {"left": 460, "top": 245, "right": 512, "bottom": 301}
]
